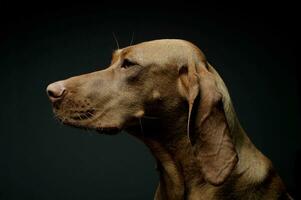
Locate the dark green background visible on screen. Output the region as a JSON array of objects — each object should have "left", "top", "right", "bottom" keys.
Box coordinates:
[{"left": 0, "top": 3, "right": 299, "bottom": 200}]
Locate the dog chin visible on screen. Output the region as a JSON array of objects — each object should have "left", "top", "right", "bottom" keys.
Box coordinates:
[{"left": 61, "top": 120, "right": 121, "bottom": 135}]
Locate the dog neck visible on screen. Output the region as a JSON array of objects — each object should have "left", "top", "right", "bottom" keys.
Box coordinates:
[{"left": 143, "top": 138, "right": 185, "bottom": 200}]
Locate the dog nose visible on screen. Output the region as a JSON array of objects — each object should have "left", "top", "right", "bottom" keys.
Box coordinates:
[{"left": 46, "top": 81, "right": 66, "bottom": 102}]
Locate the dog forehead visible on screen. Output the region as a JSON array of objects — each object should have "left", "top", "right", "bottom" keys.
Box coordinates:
[{"left": 125, "top": 39, "right": 204, "bottom": 66}]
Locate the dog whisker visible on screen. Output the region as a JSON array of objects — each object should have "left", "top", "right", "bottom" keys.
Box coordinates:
[
  {"left": 129, "top": 31, "right": 135, "bottom": 46},
  {"left": 112, "top": 32, "right": 120, "bottom": 49}
]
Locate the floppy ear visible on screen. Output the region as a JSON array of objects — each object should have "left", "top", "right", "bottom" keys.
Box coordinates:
[{"left": 178, "top": 61, "right": 238, "bottom": 186}]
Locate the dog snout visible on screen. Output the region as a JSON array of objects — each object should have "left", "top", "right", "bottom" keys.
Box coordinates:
[{"left": 46, "top": 81, "right": 66, "bottom": 103}]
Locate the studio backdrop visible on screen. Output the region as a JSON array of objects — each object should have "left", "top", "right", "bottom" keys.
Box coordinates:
[{"left": 0, "top": 4, "right": 299, "bottom": 200}]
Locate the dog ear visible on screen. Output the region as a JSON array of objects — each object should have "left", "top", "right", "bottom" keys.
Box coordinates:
[{"left": 178, "top": 61, "right": 238, "bottom": 186}]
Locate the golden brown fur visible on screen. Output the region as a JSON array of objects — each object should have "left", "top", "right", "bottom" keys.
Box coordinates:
[{"left": 46, "top": 39, "right": 293, "bottom": 200}]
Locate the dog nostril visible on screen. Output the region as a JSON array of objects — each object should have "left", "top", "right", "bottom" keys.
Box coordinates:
[
  {"left": 47, "top": 89, "right": 65, "bottom": 98},
  {"left": 47, "top": 90, "right": 56, "bottom": 98},
  {"left": 46, "top": 81, "right": 66, "bottom": 102}
]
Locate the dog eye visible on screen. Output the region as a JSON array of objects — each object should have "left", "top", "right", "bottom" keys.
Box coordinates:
[{"left": 121, "top": 59, "right": 136, "bottom": 69}]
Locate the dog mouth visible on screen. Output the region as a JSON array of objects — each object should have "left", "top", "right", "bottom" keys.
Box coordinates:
[{"left": 53, "top": 108, "right": 122, "bottom": 135}]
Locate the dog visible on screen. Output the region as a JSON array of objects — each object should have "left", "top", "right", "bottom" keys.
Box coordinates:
[{"left": 46, "top": 39, "right": 293, "bottom": 200}]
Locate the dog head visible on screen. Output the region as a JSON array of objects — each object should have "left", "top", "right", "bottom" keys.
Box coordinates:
[{"left": 47, "top": 40, "right": 188, "bottom": 133}]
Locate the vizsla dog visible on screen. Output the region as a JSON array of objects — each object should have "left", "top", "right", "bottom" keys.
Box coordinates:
[{"left": 46, "top": 39, "right": 292, "bottom": 200}]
